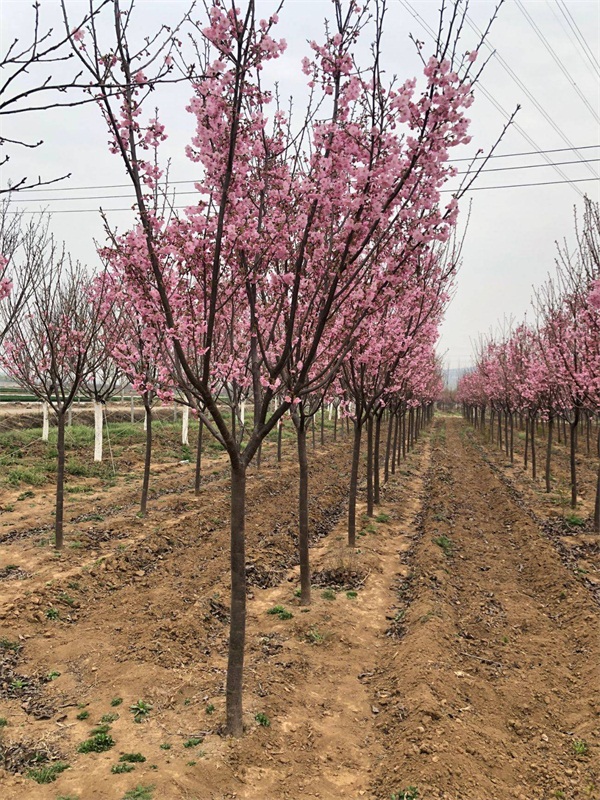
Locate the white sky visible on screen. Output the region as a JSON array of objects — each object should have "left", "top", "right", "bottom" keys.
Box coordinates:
[{"left": 2, "top": 0, "right": 599, "bottom": 370}]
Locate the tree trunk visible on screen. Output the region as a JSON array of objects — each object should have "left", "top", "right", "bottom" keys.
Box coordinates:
[
  {"left": 320, "top": 404, "right": 325, "bottom": 447},
  {"left": 531, "top": 414, "right": 537, "bottom": 480},
  {"left": 400, "top": 411, "right": 406, "bottom": 462},
  {"left": 570, "top": 408, "right": 579, "bottom": 509},
  {"left": 140, "top": 403, "right": 152, "bottom": 515},
  {"left": 374, "top": 411, "right": 382, "bottom": 505},
  {"left": 130, "top": 394, "right": 135, "bottom": 423},
  {"left": 55, "top": 410, "right": 66, "bottom": 550},
  {"left": 366, "top": 415, "right": 374, "bottom": 517},
  {"left": 384, "top": 409, "right": 393, "bottom": 484},
  {"left": 348, "top": 420, "right": 362, "bottom": 547},
  {"left": 545, "top": 414, "right": 553, "bottom": 493},
  {"left": 194, "top": 417, "right": 203, "bottom": 496},
  {"left": 296, "top": 421, "right": 311, "bottom": 605},
  {"left": 524, "top": 415, "right": 529, "bottom": 469},
  {"left": 225, "top": 462, "right": 247, "bottom": 737},
  {"left": 182, "top": 405, "right": 190, "bottom": 446},
  {"left": 333, "top": 404, "right": 338, "bottom": 442},
  {"left": 277, "top": 418, "right": 283, "bottom": 462},
  {"left": 94, "top": 400, "right": 103, "bottom": 462},
  {"left": 391, "top": 413, "right": 399, "bottom": 474},
  {"left": 509, "top": 412, "right": 514, "bottom": 463},
  {"left": 595, "top": 427, "right": 600, "bottom": 533}
]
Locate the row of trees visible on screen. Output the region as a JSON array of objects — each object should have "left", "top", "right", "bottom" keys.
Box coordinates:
[
  {"left": 1, "top": 0, "right": 505, "bottom": 735},
  {"left": 457, "top": 198, "right": 600, "bottom": 529}
]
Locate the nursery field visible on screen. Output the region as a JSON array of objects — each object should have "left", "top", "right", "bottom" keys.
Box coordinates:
[{"left": 0, "top": 413, "right": 598, "bottom": 800}]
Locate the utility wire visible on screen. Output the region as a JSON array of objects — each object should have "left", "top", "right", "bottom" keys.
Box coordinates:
[
  {"left": 8, "top": 176, "right": 600, "bottom": 214},
  {"left": 555, "top": 0, "right": 600, "bottom": 79},
  {"left": 12, "top": 158, "right": 600, "bottom": 204},
  {"left": 547, "top": 0, "right": 600, "bottom": 81},
  {"left": 399, "top": 0, "right": 586, "bottom": 199},
  {"left": 515, "top": 0, "right": 600, "bottom": 125},
  {"left": 464, "top": 11, "right": 598, "bottom": 180},
  {"left": 9, "top": 145, "right": 599, "bottom": 196}
]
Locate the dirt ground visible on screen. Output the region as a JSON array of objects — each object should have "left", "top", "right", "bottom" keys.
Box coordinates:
[{"left": 0, "top": 415, "right": 598, "bottom": 800}]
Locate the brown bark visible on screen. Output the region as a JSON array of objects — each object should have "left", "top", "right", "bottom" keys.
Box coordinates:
[
  {"left": 545, "top": 414, "right": 553, "bottom": 493},
  {"left": 366, "top": 415, "right": 374, "bottom": 517},
  {"left": 348, "top": 420, "right": 362, "bottom": 547},
  {"left": 225, "top": 463, "right": 246, "bottom": 736},
  {"left": 194, "top": 417, "right": 203, "bottom": 496},
  {"left": 296, "top": 421, "right": 311, "bottom": 605},
  {"left": 140, "top": 403, "right": 152, "bottom": 515},
  {"left": 55, "top": 410, "right": 66, "bottom": 549},
  {"left": 374, "top": 411, "right": 382, "bottom": 505},
  {"left": 570, "top": 408, "right": 579, "bottom": 509},
  {"left": 384, "top": 409, "right": 393, "bottom": 484}
]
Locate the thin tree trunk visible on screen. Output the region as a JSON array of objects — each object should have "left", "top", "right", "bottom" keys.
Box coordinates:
[
  {"left": 391, "top": 412, "right": 399, "bottom": 474},
  {"left": 320, "top": 404, "right": 325, "bottom": 447},
  {"left": 384, "top": 409, "right": 393, "bottom": 484},
  {"left": 333, "top": 404, "right": 338, "bottom": 442},
  {"left": 296, "top": 421, "right": 311, "bottom": 606},
  {"left": 366, "top": 415, "right": 374, "bottom": 517},
  {"left": 225, "top": 462, "right": 247, "bottom": 737},
  {"left": 348, "top": 420, "right": 362, "bottom": 547},
  {"left": 277, "top": 419, "right": 283, "bottom": 462},
  {"left": 545, "top": 414, "right": 553, "bottom": 493},
  {"left": 194, "top": 417, "right": 203, "bottom": 496},
  {"left": 55, "top": 410, "right": 66, "bottom": 550},
  {"left": 531, "top": 414, "right": 537, "bottom": 480},
  {"left": 509, "top": 412, "right": 514, "bottom": 463},
  {"left": 140, "top": 403, "right": 152, "bottom": 515},
  {"left": 570, "top": 408, "right": 579, "bottom": 509},
  {"left": 374, "top": 411, "right": 382, "bottom": 505},
  {"left": 595, "top": 427, "right": 600, "bottom": 533},
  {"left": 524, "top": 415, "right": 529, "bottom": 469},
  {"left": 130, "top": 394, "right": 135, "bottom": 423},
  {"left": 400, "top": 411, "right": 406, "bottom": 461}
]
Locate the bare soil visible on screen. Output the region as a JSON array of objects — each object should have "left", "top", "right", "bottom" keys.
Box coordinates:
[{"left": 0, "top": 416, "right": 598, "bottom": 800}]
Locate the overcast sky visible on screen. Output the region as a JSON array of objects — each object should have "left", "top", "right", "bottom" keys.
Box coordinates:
[{"left": 2, "top": 0, "right": 599, "bottom": 370}]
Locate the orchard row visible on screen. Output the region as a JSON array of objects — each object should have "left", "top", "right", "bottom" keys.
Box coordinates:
[{"left": 1, "top": 0, "right": 501, "bottom": 735}]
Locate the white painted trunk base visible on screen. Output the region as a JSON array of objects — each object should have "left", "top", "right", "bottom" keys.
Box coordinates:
[
  {"left": 94, "top": 401, "right": 103, "bottom": 462},
  {"left": 42, "top": 402, "right": 49, "bottom": 441},
  {"left": 182, "top": 405, "right": 189, "bottom": 445}
]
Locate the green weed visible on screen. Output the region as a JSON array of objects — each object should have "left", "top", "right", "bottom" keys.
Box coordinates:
[
  {"left": 129, "top": 700, "right": 152, "bottom": 722},
  {"left": 122, "top": 784, "right": 155, "bottom": 800},
  {"left": 254, "top": 712, "right": 270, "bottom": 727},
  {"left": 433, "top": 535, "right": 453, "bottom": 556},
  {"left": 76, "top": 710, "right": 90, "bottom": 721},
  {"left": 27, "top": 762, "right": 69, "bottom": 784},
  {"left": 375, "top": 513, "right": 390, "bottom": 523},
  {"left": 572, "top": 739, "right": 589, "bottom": 757},
  {"left": 266, "top": 605, "right": 293, "bottom": 620},
  {"left": 346, "top": 590, "right": 358, "bottom": 599},
  {"left": 45, "top": 607, "right": 60, "bottom": 620},
  {"left": 391, "top": 789, "right": 419, "bottom": 800},
  {"left": 111, "top": 697, "right": 123, "bottom": 707},
  {"left": 77, "top": 733, "right": 115, "bottom": 753},
  {"left": 101, "top": 713, "right": 119, "bottom": 723},
  {"left": 112, "top": 763, "right": 135, "bottom": 774},
  {"left": 321, "top": 589, "right": 336, "bottom": 601},
  {"left": 183, "top": 737, "right": 203, "bottom": 748},
  {"left": 119, "top": 753, "right": 146, "bottom": 763}
]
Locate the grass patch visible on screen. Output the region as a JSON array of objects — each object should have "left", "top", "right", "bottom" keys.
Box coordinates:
[
  {"left": 183, "top": 737, "right": 203, "bottom": 748},
  {"left": 7, "top": 466, "right": 47, "bottom": 487},
  {"left": 27, "top": 762, "right": 69, "bottom": 784},
  {"left": 564, "top": 513, "right": 586, "bottom": 527},
  {"left": 374, "top": 512, "right": 390, "bottom": 523},
  {"left": 112, "top": 762, "right": 135, "bottom": 774},
  {"left": 254, "top": 712, "right": 270, "bottom": 727},
  {"left": 432, "top": 535, "right": 453, "bottom": 556},
  {"left": 266, "top": 605, "right": 293, "bottom": 620},
  {"left": 119, "top": 753, "right": 146, "bottom": 763},
  {"left": 77, "top": 733, "right": 115, "bottom": 753},
  {"left": 122, "top": 785, "right": 155, "bottom": 800}
]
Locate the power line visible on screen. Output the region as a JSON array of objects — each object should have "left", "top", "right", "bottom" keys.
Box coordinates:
[
  {"left": 515, "top": 0, "right": 600, "bottom": 126},
  {"left": 555, "top": 0, "right": 600, "bottom": 79},
  {"left": 547, "top": 0, "right": 600, "bottom": 82},
  {"left": 399, "top": 0, "right": 587, "bottom": 199},
  {"left": 8, "top": 176, "right": 599, "bottom": 214},
  {"left": 12, "top": 158, "right": 600, "bottom": 204},
  {"left": 8, "top": 145, "right": 599, "bottom": 196},
  {"left": 464, "top": 11, "right": 598, "bottom": 180}
]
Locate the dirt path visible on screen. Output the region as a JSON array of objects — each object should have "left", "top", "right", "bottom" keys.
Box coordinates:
[{"left": 372, "top": 417, "right": 600, "bottom": 800}]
